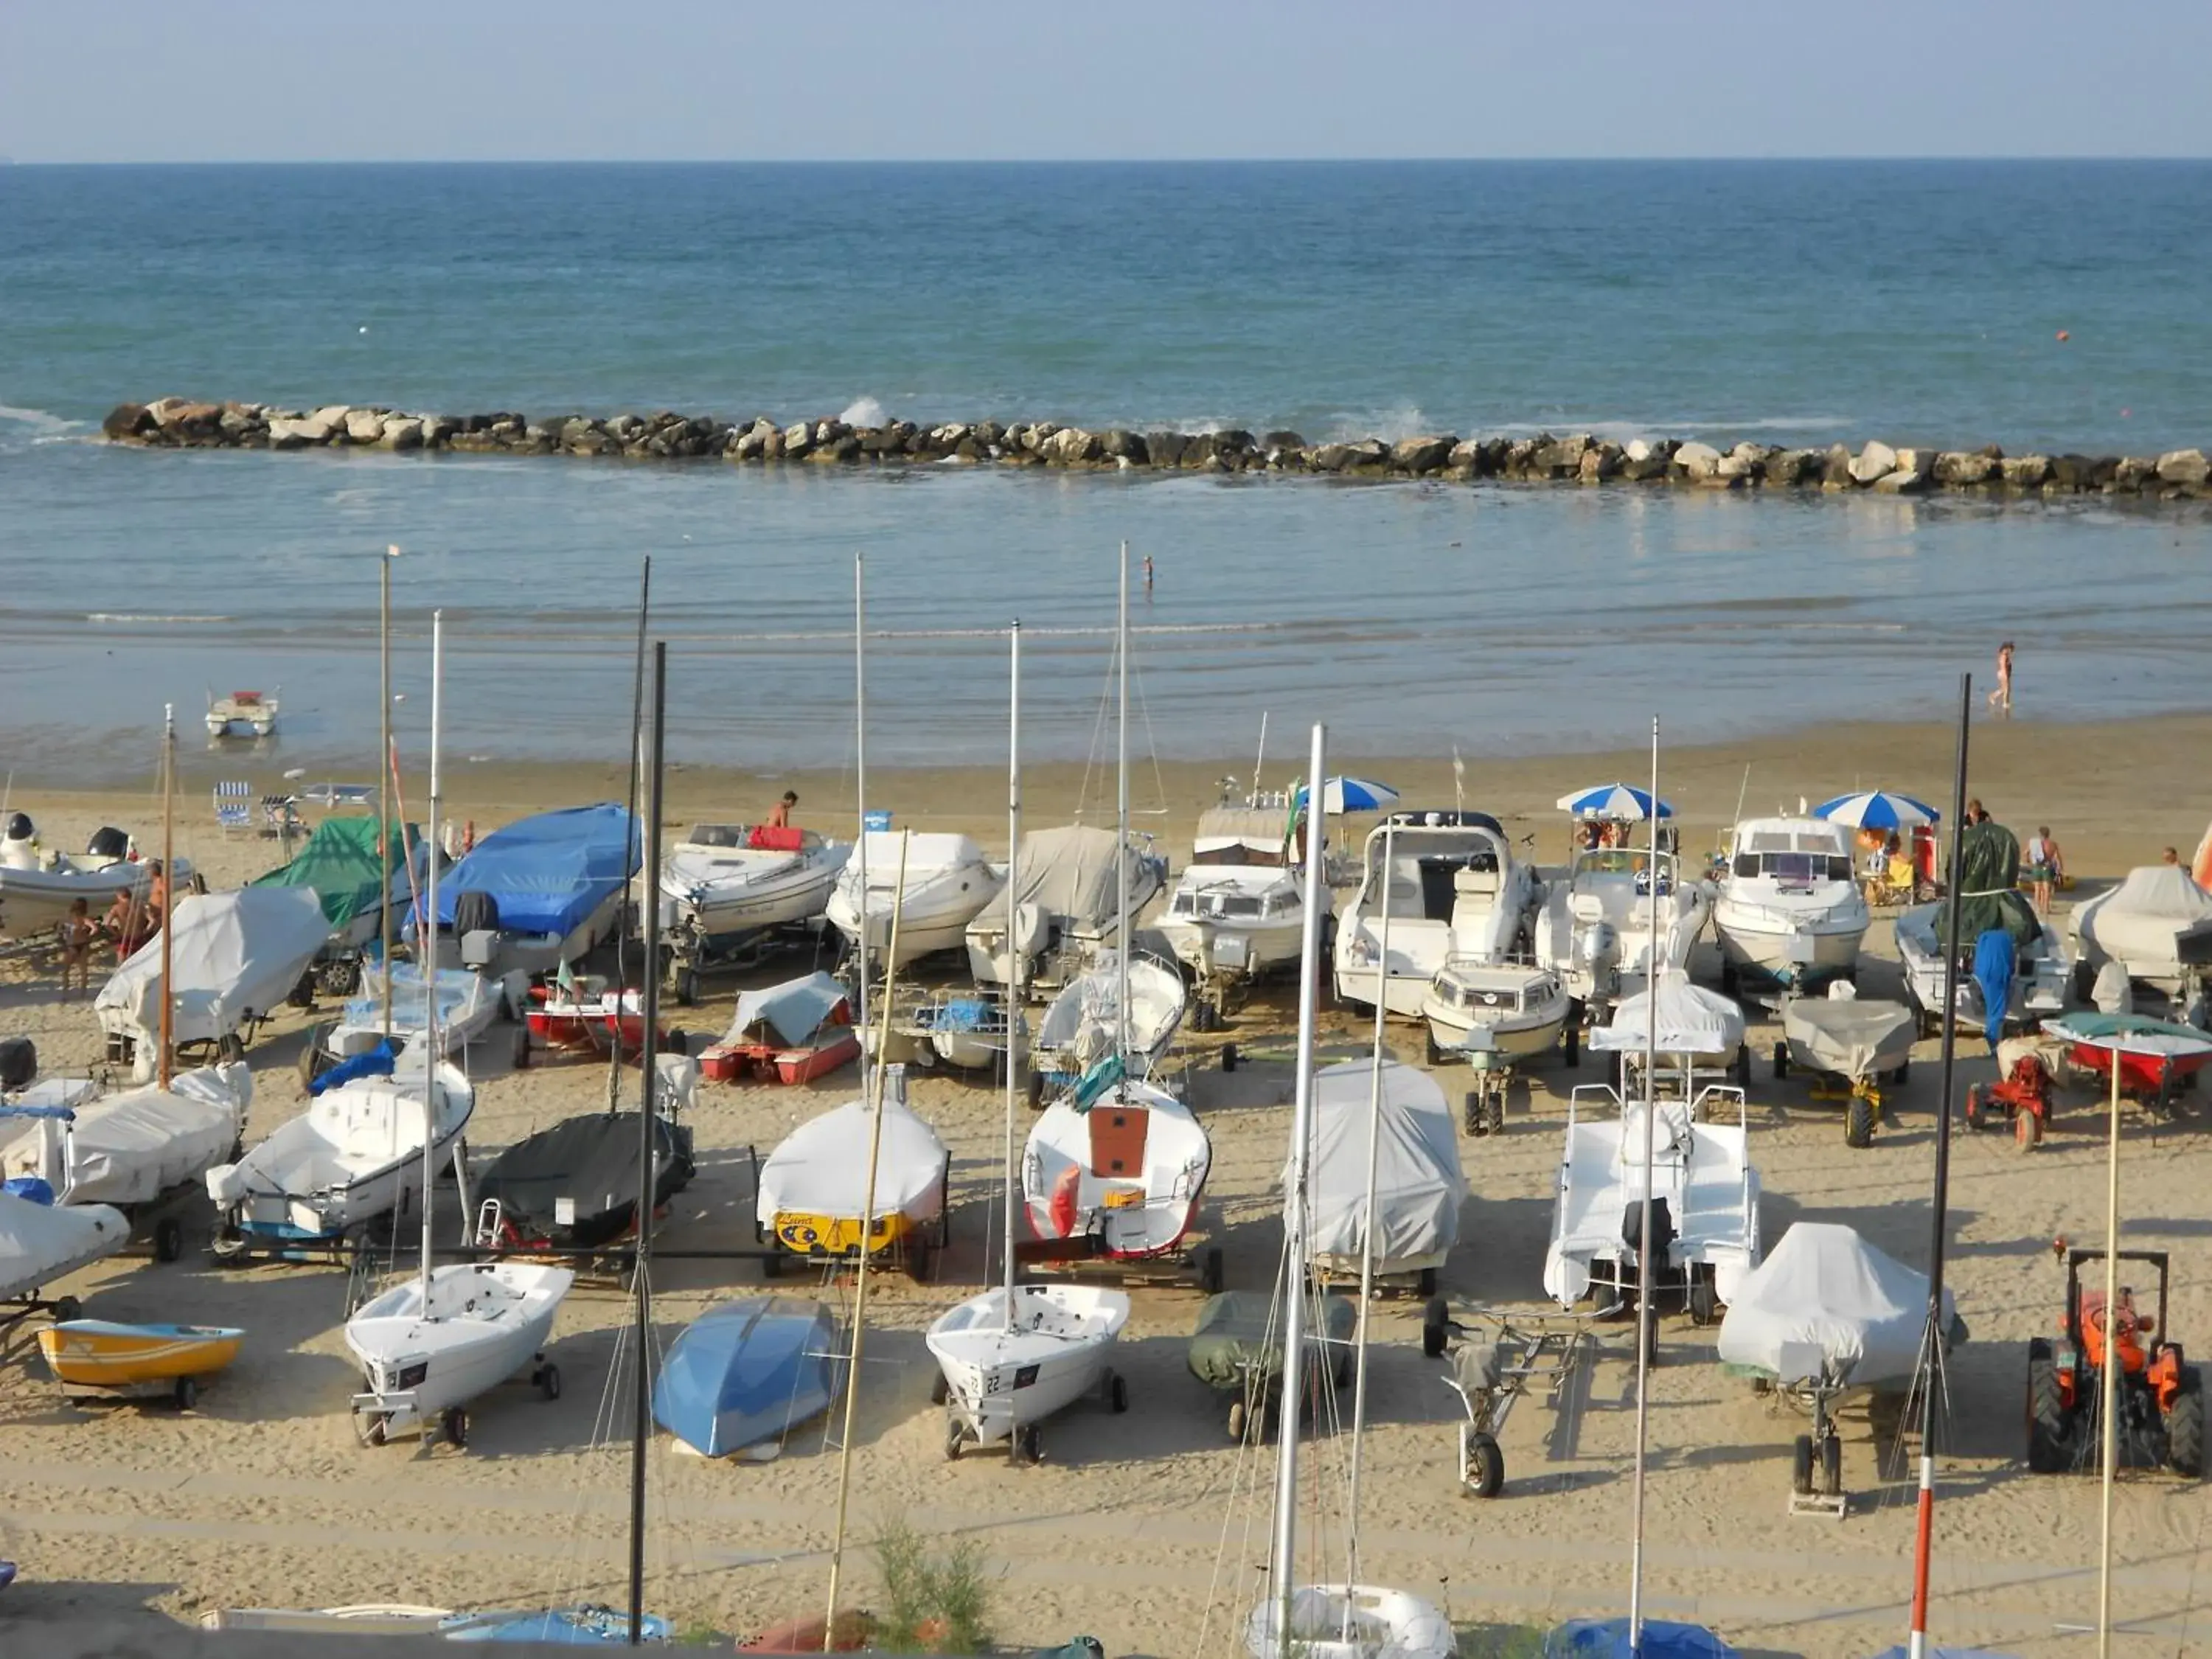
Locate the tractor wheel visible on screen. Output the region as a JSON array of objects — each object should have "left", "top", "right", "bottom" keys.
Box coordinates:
[
  {"left": 1773, "top": 1042, "right": 1790, "bottom": 1081},
  {"left": 1820, "top": 1433, "right": 1843, "bottom": 1496},
  {"left": 1963, "top": 1085, "right": 1984, "bottom": 1131},
  {"left": 1422, "top": 1296, "right": 1450, "bottom": 1359},
  {"left": 2015, "top": 1107, "right": 2042, "bottom": 1152},
  {"left": 1846, "top": 1095, "right": 1875, "bottom": 1150},
  {"left": 1791, "top": 1434, "right": 1815, "bottom": 1495},
  {"left": 2168, "top": 1366, "right": 2205, "bottom": 1478},
  {"left": 2026, "top": 1338, "right": 2070, "bottom": 1472},
  {"left": 1465, "top": 1431, "right": 1506, "bottom": 1499}
]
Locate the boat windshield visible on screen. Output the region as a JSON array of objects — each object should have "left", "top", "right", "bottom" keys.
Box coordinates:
[{"left": 1734, "top": 850, "right": 1853, "bottom": 883}]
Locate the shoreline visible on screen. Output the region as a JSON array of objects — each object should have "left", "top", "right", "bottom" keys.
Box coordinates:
[{"left": 101, "top": 399, "right": 2212, "bottom": 502}]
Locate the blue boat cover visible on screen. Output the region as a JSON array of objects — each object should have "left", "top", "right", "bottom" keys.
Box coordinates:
[
  {"left": 439, "top": 1606, "right": 672, "bottom": 1644},
  {"left": 653, "top": 1295, "right": 841, "bottom": 1458},
  {"left": 1545, "top": 1619, "right": 1739, "bottom": 1659},
  {"left": 2, "top": 1178, "right": 55, "bottom": 1206},
  {"left": 436, "top": 804, "right": 638, "bottom": 938},
  {"left": 1973, "top": 928, "right": 2016, "bottom": 1049},
  {"left": 936, "top": 997, "right": 993, "bottom": 1032},
  {"left": 310, "top": 1040, "right": 397, "bottom": 1096}
]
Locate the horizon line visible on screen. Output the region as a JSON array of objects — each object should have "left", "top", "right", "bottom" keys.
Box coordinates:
[{"left": 5, "top": 153, "right": 2211, "bottom": 168}]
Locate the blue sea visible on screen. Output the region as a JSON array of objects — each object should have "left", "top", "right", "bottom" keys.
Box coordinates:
[{"left": 1, "top": 161, "right": 2207, "bottom": 780}]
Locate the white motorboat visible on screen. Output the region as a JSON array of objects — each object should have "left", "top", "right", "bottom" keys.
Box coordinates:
[
  {"left": 206, "top": 1062, "right": 474, "bottom": 1250},
  {"left": 95, "top": 886, "right": 330, "bottom": 1074},
  {"left": 345, "top": 1259, "right": 572, "bottom": 1444},
  {"left": 1304, "top": 1058, "right": 1465, "bottom": 1289},
  {"left": 925, "top": 1283, "right": 1129, "bottom": 1457},
  {"left": 2070, "top": 864, "right": 2212, "bottom": 1002},
  {"left": 655, "top": 821, "right": 849, "bottom": 962},
  {"left": 1533, "top": 845, "right": 1712, "bottom": 1013},
  {"left": 0, "top": 818, "right": 180, "bottom": 938},
  {"left": 1155, "top": 807, "right": 1304, "bottom": 1013},
  {"left": 1024, "top": 1065, "right": 1211, "bottom": 1262},
  {"left": 430, "top": 803, "right": 637, "bottom": 979},
  {"left": 205, "top": 688, "right": 279, "bottom": 738},
  {"left": 1031, "top": 948, "right": 1187, "bottom": 1088},
  {"left": 1421, "top": 959, "right": 1571, "bottom": 1066},
  {"left": 1332, "top": 811, "right": 1542, "bottom": 1016},
  {"left": 755, "top": 1064, "right": 949, "bottom": 1275},
  {"left": 305, "top": 961, "right": 521, "bottom": 1081},
  {"left": 1542, "top": 1084, "right": 1761, "bottom": 1321},
  {"left": 1711, "top": 815, "right": 1869, "bottom": 995},
  {"left": 964, "top": 823, "right": 1165, "bottom": 994},
  {"left": 1, "top": 1062, "right": 249, "bottom": 1220},
  {"left": 826, "top": 830, "right": 1002, "bottom": 970},
  {"left": 1895, "top": 900, "right": 2068, "bottom": 1039}
]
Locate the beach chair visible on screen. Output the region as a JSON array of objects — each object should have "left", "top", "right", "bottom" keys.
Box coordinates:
[
  {"left": 261, "top": 793, "right": 304, "bottom": 847},
  {"left": 213, "top": 781, "right": 254, "bottom": 837}
]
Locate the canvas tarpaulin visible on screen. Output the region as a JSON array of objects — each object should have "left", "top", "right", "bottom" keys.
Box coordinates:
[
  {"left": 1936, "top": 820, "right": 2039, "bottom": 949},
  {"left": 1185, "top": 1290, "right": 1356, "bottom": 1391},
  {"left": 95, "top": 887, "right": 331, "bottom": 1046},
  {"left": 1716, "top": 1222, "right": 1957, "bottom": 1389},
  {"left": 252, "top": 816, "right": 419, "bottom": 931},
  {"left": 713, "top": 973, "right": 849, "bottom": 1050},
  {"left": 1590, "top": 970, "right": 1745, "bottom": 1055},
  {"left": 968, "top": 824, "right": 1130, "bottom": 933},
  {"left": 1297, "top": 1058, "right": 1466, "bottom": 1266},
  {"left": 436, "top": 803, "right": 638, "bottom": 938},
  {"left": 1783, "top": 998, "right": 1916, "bottom": 1079}
]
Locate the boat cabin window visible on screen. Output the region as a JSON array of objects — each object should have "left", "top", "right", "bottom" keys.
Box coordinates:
[{"left": 1733, "top": 850, "right": 1853, "bottom": 883}]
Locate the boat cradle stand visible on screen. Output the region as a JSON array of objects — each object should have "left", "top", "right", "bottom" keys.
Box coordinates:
[
  {"left": 1422, "top": 1301, "right": 1603, "bottom": 1499},
  {"left": 1014, "top": 1229, "right": 1226, "bottom": 1295}
]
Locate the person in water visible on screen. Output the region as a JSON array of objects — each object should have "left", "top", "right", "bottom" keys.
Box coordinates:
[
  {"left": 765, "top": 790, "right": 798, "bottom": 830},
  {"left": 1987, "top": 641, "right": 2014, "bottom": 713}
]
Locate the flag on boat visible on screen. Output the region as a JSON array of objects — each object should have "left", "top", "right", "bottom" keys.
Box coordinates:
[
  {"left": 1292, "top": 776, "right": 1400, "bottom": 814},
  {"left": 555, "top": 958, "right": 577, "bottom": 998},
  {"left": 1812, "top": 790, "right": 1941, "bottom": 830},
  {"left": 1557, "top": 782, "right": 1672, "bottom": 821}
]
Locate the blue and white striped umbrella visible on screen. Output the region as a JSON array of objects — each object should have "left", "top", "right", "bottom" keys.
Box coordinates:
[
  {"left": 1556, "top": 782, "right": 1672, "bottom": 821},
  {"left": 1293, "top": 776, "right": 1400, "bottom": 814},
  {"left": 1812, "top": 790, "right": 1941, "bottom": 831}
]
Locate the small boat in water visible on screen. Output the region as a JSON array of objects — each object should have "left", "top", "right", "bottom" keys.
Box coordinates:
[
  {"left": 38, "top": 1318, "right": 243, "bottom": 1407},
  {"left": 206, "top": 688, "right": 279, "bottom": 738},
  {"left": 653, "top": 1295, "right": 843, "bottom": 1458}
]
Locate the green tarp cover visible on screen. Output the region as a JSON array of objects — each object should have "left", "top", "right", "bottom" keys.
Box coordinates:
[
  {"left": 254, "top": 817, "right": 418, "bottom": 929},
  {"left": 1186, "top": 1291, "right": 1357, "bottom": 1391},
  {"left": 1936, "top": 821, "right": 2039, "bottom": 950}
]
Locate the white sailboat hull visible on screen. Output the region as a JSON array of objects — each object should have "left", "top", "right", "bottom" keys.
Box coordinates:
[
  {"left": 1245, "top": 1585, "right": 1457, "bottom": 1659},
  {"left": 345, "top": 1261, "right": 572, "bottom": 1439},
  {"left": 924, "top": 1284, "right": 1127, "bottom": 1445},
  {"left": 1023, "top": 1076, "right": 1210, "bottom": 1261}
]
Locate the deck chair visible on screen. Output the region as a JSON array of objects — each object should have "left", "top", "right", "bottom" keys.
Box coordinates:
[{"left": 213, "top": 780, "right": 254, "bottom": 837}]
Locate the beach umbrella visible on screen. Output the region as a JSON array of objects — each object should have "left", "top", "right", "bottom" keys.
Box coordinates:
[
  {"left": 1813, "top": 790, "right": 1941, "bottom": 831},
  {"left": 1293, "top": 776, "right": 1400, "bottom": 814},
  {"left": 1557, "top": 782, "right": 1672, "bottom": 821}
]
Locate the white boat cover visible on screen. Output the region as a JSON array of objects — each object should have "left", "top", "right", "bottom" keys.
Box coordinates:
[
  {"left": 1, "top": 1063, "right": 251, "bottom": 1207},
  {"left": 1782, "top": 998, "right": 1916, "bottom": 1080},
  {"left": 1301, "top": 1060, "right": 1466, "bottom": 1265},
  {"left": 756, "top": 1089, "right": 948, "bottom": 1222},
  {"left": 712, "top": 972, "right": 849, "bottom": 1049},
  {"left": 848, "top": 830, "right": 987, "bottom": 886},
  {"left": 1590, "top": 970, "right": 1745, "bottom": 1055},
  {"left": 968, "top": 824, "right": 1128, "bottom": 931},
  {"left": 96, "top": 888, "right": 330, "bottom": 1045},
  {"left": 1716, "top": 1222, "right": 1952, "bottom": 1389},
  {"left": 2076, "top": 866, "right": 2212, "bottom": 976},
  {"left": 0, "top": 1189, "right": 128, "bottom": 1299}
]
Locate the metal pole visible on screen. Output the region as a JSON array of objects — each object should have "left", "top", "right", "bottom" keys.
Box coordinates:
[
  {"left": 379, "top": 549, "right": 394, "bottom": 1041},
  {"left": 824, "top": 835, "right": 911, "bottom": 1650},
  {"left": 1344, "top": 818, "right": 1395, "bottom": 1587},
  {"left": 1907, "top": 670, "right": 1973, "bottom": 1659},
  {"left": 627, "top": 641, "right": 667, "bottom": 1645},
  {"left": 1004, "top": 622, "right": 1022, "bottom": 1325},
  {"left": 420, "top": 615, "right": 443, "bottom": 1304},
  {"left": 1270, "top": 723, "right": 1329, "bottom": 1653},
  {"left": 158, "top": 703, "right": 174, "bottom": 1091},
  {"left": 1627, "top": 717, "right": 1660, "bottom": 1653},
  {"left": 1251, "top": 712, "right": 1268, "bottom": 805},
  {"left": 2098, "top": 1050, "right": 2122, "bottom": 1659},
  {"left": 1116, "top": 542, "right": 1130, "bottom": 1062},
  {"left": 854, "top": 555, "right": 869, "bottom": 1036}
]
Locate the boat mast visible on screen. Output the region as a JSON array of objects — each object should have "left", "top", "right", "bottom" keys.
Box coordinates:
[
  {"left": 1627, "top": 716, "right": 1660, "bottom": 1651},
  {"left": 853, "top": 554, "right": 870, "bottom": 1037},
  {"left": 380, "top": 547, "right": 395, "bottom": 1043},
  {"left": 1004, "top": 621, "right": 1022, "bottom": 1327},
  {"left": 1343, "top": 815, "right": 1396, "bottom": 1590},
  {"left": 158, "top": 702, "right": 175, "bottom": 1091},
  {"left": 1251, "top": 712, "right": 1268, "bottom": 806},
  {"left": 1116, "top": 542, "right": 1130, "bottom": 1065},
  {"left": 1270, "top": 723, "right": 1329, "bottom": 1650},
  {"left": 1907, "top": 673, "right": 1972, "bottom": 1659},
  {"left": 628, "top": 640, "right": 667, "bottom": 1646},
  {"left": 419, "top": 611, "right": 445, "bottom": 1306},
  {"left": 613, "top": 557, "right": 652, "bottom": 1116}
]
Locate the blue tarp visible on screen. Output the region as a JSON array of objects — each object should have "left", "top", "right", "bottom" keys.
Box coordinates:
[
  {"left": 1545, "top": 1619, "right": 1739, "bottom": 1659},
  {"left": 1973, "top": 928, "right": 2016, "bottom": 1049},
  {"left": 435, "top": 804, "right": 638, "bottom": 939},
  {"left": 310, "top": 1040, "right": 397, "bottom": 1095},
  {"left": 439, "top": 1606, "right": 674, "bottom": 1644}
]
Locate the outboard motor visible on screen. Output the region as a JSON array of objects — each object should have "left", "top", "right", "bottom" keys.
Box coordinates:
[
  {"left": 4, "top": 812, "right": 32, "bottom": 844},
  {"left": 85, "top": 825, "right": 131, "bottom": 863},
  {"left": 1618, "top": 1196, "right": 1677, "bottom": 1300},
  {"left": 0, "top": 1035, "right": 36, "bottom": 1091},
  {"left": 452, "top": 888, "right": 501, "bottom": 970}
]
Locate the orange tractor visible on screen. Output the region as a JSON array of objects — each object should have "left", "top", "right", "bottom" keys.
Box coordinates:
[{"left": 2026, "top": 1245, "right": 2203, "bottom": 1477}]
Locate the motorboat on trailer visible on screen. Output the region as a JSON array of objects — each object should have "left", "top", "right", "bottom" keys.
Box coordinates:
[
  {"left": 1421, "top": 959, "right": 1572, "bottom": 1068},
  {"left": 1332, "top": 811, "right": 1543, "bottom": 1017},
  {"left": 206, "top": 1061, "right": 474, "bottom": 1253},
  {"left": 1155, "top": 807, "right": 1304, "bottom": 1019},
  {"left": 95, "top": 888, "right": 330, "bottom": 1076},
  {"left": 1303, "top": 1059, "right": 1465, "bottom": 1294},
  {"left": 205, "top": 688, "right": 279, "bottom": 738},
  {"left": 1533, "top": 845, "right": 1712, "bottom": 1018},
  {"left": 0, "top": 818, "right": 181, "bottom": 938},
  {"left": 2070, "top": 864, "right": 2212, "bottom": 1004},
  {"left": 1030, "top": 949, "right": 1186, "bottom": 1093},
  {"left": 655, "top": 822, "right": 850, "bottom": 999},
  {"left": 754, "top": 1064, "right": 949, "bottom": 1278},
  {"left": 964, "top": 823, "right": 1165, "bottom": 995},
  {"left": 1588, "top": 970, "right": 1751, "bottom": 1096},
  {"left": 826, "top": 830, "right": 1003, "bottom": 970},
  {"left": 1893, "top": 818, "right": 2067, "bottom": 1039},
  {"left": 655, "top": 1295, "right": 844, "bottom": 1458},
  {"left": 926, "top": 1283, "right": 1130, "bottom": 1462},
  {"left": 1542, "top": 1082, "right": 1761, "bottom": 1323},
  {"left": 428, "top": 804, "right": 638, "bottom": 980},
  {"left": 1711, "top": 816, "right": 1869, "bottom": 997},
  {"left": 1717, "top": 1222, "right": 1958, "bottom": 1399},
  {"left": 1023, "top": 1060, "right": 1211, "bottom": 1266}
]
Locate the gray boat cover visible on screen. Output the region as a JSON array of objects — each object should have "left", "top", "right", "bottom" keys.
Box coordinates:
[
  {"left": 967, "top": 825, "right": 1130, "bottom": 931},
  {"left": 97, "top": 888, "right": 330, "bottom": 1046},
  {"left": 1782, "top": 998, "right": 1916, "bottom": 1079},
  {"left": 0, "top": 1062, "right": 251, "bottom": 1207},
  {"left": 1715, "top": 1222, "right": 1955, "bottom": 1388},
  {"left": 1186, "top": 1290, "right": 1357, "bottom": 1391},
  {"left": 1590, "top": 970, "right": 1745, "bottom": 1055},
  {"left": 1300, "top": 1059, "right": 1466, "bottom": 1265},
  {"left": 713, "top": 972, "right": 849, "bottom": 1049},
  {"left": 0, "top": 1188, "right": 128, "bottom": 1299}
]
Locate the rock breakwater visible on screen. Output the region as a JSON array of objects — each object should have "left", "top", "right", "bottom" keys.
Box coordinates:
[{"left": 100, "top": 399, "right": 2212, "bottom": 502}]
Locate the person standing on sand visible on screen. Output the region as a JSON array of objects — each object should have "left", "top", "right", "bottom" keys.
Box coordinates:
[
  {"left": 1987, "top": 641, "right": 2014, "bottom": 713},
  {"left": 2025, "top": 826, "right": 2059, "bottom": 914},
  {"left": 766, "top": 790, "right": 798, "bottom": 830}
]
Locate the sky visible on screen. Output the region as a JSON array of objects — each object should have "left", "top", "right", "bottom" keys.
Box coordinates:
[{"left": 4, "top": 3, "right": 2209, "bottom": 164}]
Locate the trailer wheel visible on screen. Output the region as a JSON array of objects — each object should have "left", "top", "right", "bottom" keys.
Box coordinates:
[
  {"left": 1772, "top": 1041, "right": 1789, "bottom": 1081},
  {"left": 1963, "top": 1085, "right": 1984, "bottom": 1131},
  {"left": 1845, "top": 1096, "right": 1875, "bottom": 1150},
  {"left": 536, "top": 1363, "right": 562, "bottom": 1402},
  {"left": 1227, "top": 1398, "right": 1248, "bottom": 1443},
  {"left": 930, "top": 1371, "right": 948, "bottom": 1406},
  {"left": 2168, "top": 1366, "right": 2205, "bottom": 1478},
  {"left": 1109, "top": 1373, "right": 1129, "bottom": 1414},
  {"left": 1200, "top": 1247, "right": 1225, "bottom": 1295},
  {"left": 1562, "top": 1023, "right": 1579, "bottom": 1068},
  {"left": 54, "top": 1295, "right": 81, "bottom": 1324},
  {"left": 908, "top": 1242, "right": 935, "bottom": 1284},
  {"left": 1687, "top": 1269, "right": 1719, "bottom": 1327},
  {"left": 1416, "top": 1266, "right": 1439, "bottom": 1300},
  {"left": 1820, "top": 1432, "right": 1843, "bottom": 1496},
  {"left": 2026, "top": 1338, "right": 2069, "bottom": 1472},
  {"left": 761, "top": 1248, "right": 784, "bottom": 1280},
  {"left": 510, "top": 1026, "right": 531, "bottom": 1071},
  {"left": 153, "top": 1217, "right": 185, "bottom": 1264},
  {"left": 171, "top": 1375, "right": 198, "bottom": 1412},
  {"left": 441, "top": 1407, "right": 469, "bottom": 1450},
  {"left": 1422, "top": 1296, "right": 1450, "bottom": 1359},
  {"left": 1733, "top": 1044, "right": 1751, "bottom": 1087},
  {"left": 1465, "top": 1431, "right": 1505, "bottom": 1499},
  {"left": 1220, "top": 1043, "right": 1239, "bottom": 1074},
  {"left": 943, "top": 1417, "right": 964, "bottom": 1461},
  {"left": 1791, "top": 1434, "right": 1815, "bottom": 1495},
  {"left": 1017, "top": 1424, "right": 1045, "bottom": 1465}
]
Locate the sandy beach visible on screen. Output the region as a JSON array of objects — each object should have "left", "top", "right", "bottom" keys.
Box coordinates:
[{"left": 4, "top": 711, "right": 2211, "bottom": 1657}]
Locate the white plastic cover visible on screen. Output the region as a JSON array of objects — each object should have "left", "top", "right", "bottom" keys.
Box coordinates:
[
  {"left": 2076, "top": 866, "right": 2212, "bottom": 976},
  {"left": 96, "top": 888, "right": 330, "bottom": 1046},
  {"left": 1300, "top": 1059, "right": 1466, "bottom": 1265},
  {"left": 1590, "top": 970, "right": 1745, "bottom": 1054},
  {"left": 757, "top": 1088, "right": 948, "bottom": 1223},
  {"left": 1782, "top": 999, "right": 1916, "bottom": 1079},
  {"left": 1, "top": 1062, "right": 251, "bottom": 1207},
  {"left": 1715, "top": 1222, "right": 1950, "bottom": 1388},
  {"left": 0, "top": 1189, "right": 128, "bottom": 1298}
]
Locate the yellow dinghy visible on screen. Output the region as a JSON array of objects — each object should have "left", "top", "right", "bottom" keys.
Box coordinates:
[{"left": 38, "top": 1319, "right": 243, "bottom": 1409}]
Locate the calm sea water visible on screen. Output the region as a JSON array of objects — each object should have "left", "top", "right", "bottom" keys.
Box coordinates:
[{"left": 1, "top": 161, "right": 2208, "bottom": 780}]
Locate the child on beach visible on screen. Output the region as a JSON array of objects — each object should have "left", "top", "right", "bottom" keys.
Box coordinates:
[{"left": 59, "top": 897, "right": 96, "bottom": 997}]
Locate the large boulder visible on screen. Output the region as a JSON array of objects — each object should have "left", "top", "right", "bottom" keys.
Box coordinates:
[
  {"left": 2001, "top": 454, "right": 2051, "bottom": 488},
  {"left": 1933, "top": 451, "right": 1998, "bottom": 486},
  {"left": 102, "top": 403, "right": 155, "bottom": 441},
  {"left": 1672, "top": 441, "right": 1722, "bottom": 481},
  {"left": 1046, "top": 427, "right": 1101, "bottom": 465},
  {"left": 1765, "top": 448, "right": 1820, "bottom": 486},
  {"left": 1528, "top": 434, "right": 1589, "bottom": 477},
  {"left": 267, "top": 415, "right": 335, "bottom": 449},
  {"left": 1871, "top": 468, "right": 1927, "bottom": 494},
  {"left": 1145, "top": 431, "right": 1188, "bottom": 467},
  {"left": 1821, "top": 443, "right": 1854, "bottom": 489},
  {"left": 1618, "top": 438, "right": 1674, "bottom": 481},
  {"left": 1578, "top": 441, "right": 1623, "bottom": 482},
  {"left": 1848, "top": 441, "right": 1898, "bottom": 485},
  {"left": 1100, "top": 429, "right": 1148, "bottom": 465},
  {"left": 2157, "top": 448, "right": 2211, "bottom": 486},
  {"left": 380, "top": 417, "right": 424, "bottom": 451},
  {"left": 2112, "top": 456, "right": 2160, "bottom": 490},
  {"left": 344, "top": 408, "right": 388, "bottom": 445},
  {"left": 1261, "top": 429, "right": 1306, "bottom": 457},
  {"left": 1392, "top": 434, "right": 1455, "bottom": 475}
]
